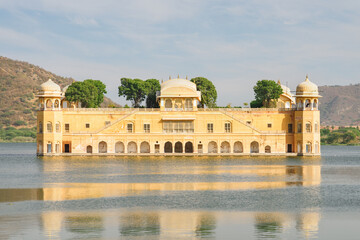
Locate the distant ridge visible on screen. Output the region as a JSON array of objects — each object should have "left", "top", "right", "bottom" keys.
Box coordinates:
[
  {"left": 0, "top": 56, "right": 119, "bottom": 129},
  {"left": 319, "top": 84, "right": 360, "bottom": 126}
]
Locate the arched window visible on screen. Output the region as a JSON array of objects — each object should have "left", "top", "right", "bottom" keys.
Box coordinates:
[
  {"left": 185, "top": 99, "right": 193, "bottom": 110},
  {"left": 220, "top": 141, "right": 230, "bottom": 153},
  {"left": 265, "top": 145, "right": 271, "bottom": 153},
  {"left": 208, "top": 141, "right": 218, "bottom": 153},
  {"left": 99, "top": 141, "right": 107, "bottom": 153},
  {"left": 165, "top": 99, "right": 172, "bottom": 110},
  {"left": 54, "top": 100, "right": 59, "bottom": 109},
  {"left": 140, "top": 141, "right": 150, "bottom": 153},
  {"left": 233, "top": 141, "right": 243, "bottom": 153},
  {"left": 297, "top": 100, "right": 303, "bottom": 110},
  {"left": 305, "top": 99, "right": 311, "bottom": 108},
  {"left": 315, "top": 142, "right": 319, "bottom": 153},
  {"left": 47, "top": 122, "right": 52, "bottom": 133},
  {"left": 55, "top": 122, "right": 60, "bottom": 133},
  {"left": 39, "top": 122, "right": 43, "bottom": 133},
  {"left": 185, "top": 142, "right": 193, "bottom": 153},
  {"left": 297, "top": 142, "right": 302, "bottom": 153},
  {"left": 313, "top": 100, "right": 318, "bottom": 109},
  {"left": 127, "top": 141, "right": 137, "bottom": 153},
  {"left": 47, "top": 142, "right": 52, "bottom": 153},
  {"left": 175, "top": 141, "right": 183, "bottom": 153},
  {"left": 175, "top": 99, "right": 183, "bottom": 111},
  {"left": 306, "top": 142, "right": 312, "bottom": 153},
  {"left": 250, "top": 141, "right": 259, "bottom": 153},
  {"left": 115, "top": 141, "right": 125, "bottom": 153},
  {"left": 87, "top": 145, "right": 93, "bottom": 153},
  {"left": 164, "top": 142, "right": 172, "bottom": 153},
  {"left": 315, "top": 122, "right": 318, "bottom": 132},
  {"left": 306, "top": 122, "right": 312, "bottom": 133},
  {"left": 55, "top": 142, "right": 60, "bottom": 153},
  {"left": 46, "top": 99, "right": 53, "bottom": 109}
]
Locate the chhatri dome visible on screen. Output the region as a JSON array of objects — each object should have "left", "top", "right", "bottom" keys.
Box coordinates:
[
  {"left": 157, "top": 77, "right": 201, "bottom": 100},
  {"left": 295, "top": 75, "right": 320, "bottom": 97},
  {"left": 40, "top": 79, "right": 61, "bottom": 92}
]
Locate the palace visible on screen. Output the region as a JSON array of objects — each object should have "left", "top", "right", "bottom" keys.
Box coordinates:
[{"left": 36, "top": 76, "right": 320, "bottom": 156}]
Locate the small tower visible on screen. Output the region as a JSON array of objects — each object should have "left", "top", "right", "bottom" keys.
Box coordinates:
[
  {"left": 36, "top": 79, "right": 63, "bottom": 155},
  {"left": 156, "top": 78, "right": 201, "bottom": 112},
  {"left": 294, "top": 75, "right": 321, "bottom": 155}
]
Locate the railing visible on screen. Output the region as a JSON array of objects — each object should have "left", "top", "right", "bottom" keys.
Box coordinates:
[
  {"left": 62, "top": 108, "right": 160, "bottom": 112},
  {"left": 198, "top": 107, "right": 296, "bottom": 112},
  {"left": 60, "top": 107, "right": 296, "bottom": 112}
]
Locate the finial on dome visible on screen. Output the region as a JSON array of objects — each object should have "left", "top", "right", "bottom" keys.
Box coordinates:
[
  {"left": 306, "top": 74, "right": 309, "bottom": 81},
  {"left": 186, "top": 75, "right": 188, "bottom": 80},
  {"left": 277, "top": 80, "right": 281, "bottom": 84},
  {"left": 178, "top": 74, "right": 179, "bottom": 78},
  {"left": 169, "top": 76, "right": 171, "bottom": 80}
]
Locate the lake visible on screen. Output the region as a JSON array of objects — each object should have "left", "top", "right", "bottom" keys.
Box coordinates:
[{"left": 0, "top": 143, "right": 359, "bottom": 239}]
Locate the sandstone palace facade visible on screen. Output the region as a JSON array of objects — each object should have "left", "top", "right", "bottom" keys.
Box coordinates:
[{"left": 36, "top": 76, "right": 321, "bottom": 156}]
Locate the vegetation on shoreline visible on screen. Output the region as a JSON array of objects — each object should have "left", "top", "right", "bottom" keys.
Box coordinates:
[
  {"left": 0, "top": 127, "right": 36, "bottom": 142},
  {"left": 321, "top": 127, "right": 360, "bottom": 145}
]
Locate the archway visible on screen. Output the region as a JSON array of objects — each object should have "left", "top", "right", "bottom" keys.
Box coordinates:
[
  {"left": 297, "top": 142, "right": 302, "bottom": 153},
  {"left": 265, "top": 145, "right": 271, "bottom": 153},
  {"left": 46, "top": 99, "right": 52, "bottom": 109},
  {"left": 127, "top": 141, "right": 137, "bottom": 153},
  {"left": 99, "top": 141, "right": 107, "bottom": 153},
  {"left": 140, "top": 141, "right": 150, "bottom": 153},
  {"left": 185, "top": 142, "right": 193, "bottom": 153},
  {"left": 220, "top": 141, "right": 230, "bottom": 153},
  {"left": 47, "top": 142, "right": 52, "bottom": 153},
  {"left": 165, "top": 99, "right": 172, "bottom": 110},
  {"left": 306, "top": 142, "right": 312, "bottom": 153},
  {"left": 233, "top": 141, "right": 243, "bottom": 153},
  {"left": 115, "top": 141, "right": 125, "bottom": 153},
  {"left": 175, "top": 141, "right": 183, "bottom": 153},
  {"left": 54, "top": 99, "right": 59, "bottom": 108},
  {"left": 208, "top": 141, "right": 218, "bottom": 153},
  {"left": 164, "top": 141, "right": 172, "bottom": 153},
  {"left": 250, "top": 141, "right": 259, "bottom": 153},
  {"left": 87, "top": 145, "right": 93, "bottom": 153}
]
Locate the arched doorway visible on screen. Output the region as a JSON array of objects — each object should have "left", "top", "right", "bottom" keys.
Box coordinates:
[
  {"left": 99, "top": 141, "right": 107, "bottom": 153},
  {"left": 127, "top": 141, "right": 137, "bottom": 153},
  {"left": 38, "top": 141, "right": 42, "bottom": 153},
  {"left": 185, "top": 142, "right": 193, "bottom": 153},
  {"left": 87, "top": 145, "right": 93, "bottom": 153},
  {"left": 220, "top": 141, "right": 230, "bottom": 153},
  {"left": 250, "top": 141, "right": 259, "bottom": 153},
  {"left": 164, "top": 142, "right": 172, "bottom": 153},
  {"left": 115, "top": 141, "right": 125, "bottom": 153},
  {"left": 140, "top": 141, "right": 150, "bottom": 153},
  {"left": 233, "top": 141, "right": 243, "bottom": 153},
  {"left": 208, "top": 141, "right": 218, "bottom": 153},
  {"left": 265, "top": 145, "right": 271, "bottom": 153},
  {"left": 175, "top": 142, "right": 183, "bottom": 153}
]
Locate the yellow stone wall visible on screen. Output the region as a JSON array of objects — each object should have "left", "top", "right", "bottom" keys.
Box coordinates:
[{"left": 36, "top": 106, "right": 320, "bottom": 156}]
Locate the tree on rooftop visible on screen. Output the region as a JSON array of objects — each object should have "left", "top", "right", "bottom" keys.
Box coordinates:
[
  {"left": 65, "top": 79, "right": 107, "bottom": 108},
  {"left": 118, "top": 78, "right": 148, "bottom": 107},
  {"left": 253, "top": 80, "right": 283, "bottom": 108},
  {"left": 190, "top": 77, "right": 217, "bottom": 108},
  {"left": 145, "top": 79, "right": 161, "bottom": 108}
]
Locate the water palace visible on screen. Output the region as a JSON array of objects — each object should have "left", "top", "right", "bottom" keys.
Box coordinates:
[{"left": 36, "top": 76, "right": 321, "bottom": 156}]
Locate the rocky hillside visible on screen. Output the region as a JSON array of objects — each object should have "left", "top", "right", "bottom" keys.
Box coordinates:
[
  {"left": 0, "top": 56, "right": 119, "bottom": 130},
  {"left": 319, "top": 84, "right": 360, "bottom": 126}
]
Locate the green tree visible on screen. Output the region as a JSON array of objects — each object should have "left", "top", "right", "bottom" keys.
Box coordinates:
[
  {"left": 65, "top": 80, "right": 107, "bottom": 108},
  {"left": 253, "top": 80, "right": 283, "bottom": 108},
  {"left": 145, "top": 79, "right": 161, "bottom": 108},
  {"left": 84, "top": 79, "right": 107, "bottom": 107},
  {"left": 250, "top": 99, "right": 263, "bottom": 108},
  {"left": 190, "top": 77, "right": 217, "bottom": 108},
  {"left": 118, "top": 78, "right": 148, "bottom": 107}
]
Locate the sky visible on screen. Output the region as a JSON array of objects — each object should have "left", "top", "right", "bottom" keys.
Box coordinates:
[{"left": 1, "top": 0, "right": 360, "bottom": 106}]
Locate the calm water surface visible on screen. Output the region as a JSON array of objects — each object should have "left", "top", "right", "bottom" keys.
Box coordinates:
[{"left": 0, "top": 143, "right": 360, "bottom": 239}]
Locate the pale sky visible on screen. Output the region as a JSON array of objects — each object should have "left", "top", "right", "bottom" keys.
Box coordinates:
[{"left": 1, "top": 0, "right": 360, "bottom": 106}]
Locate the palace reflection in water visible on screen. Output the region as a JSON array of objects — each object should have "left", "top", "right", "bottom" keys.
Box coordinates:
[{"left": 0, "top": 161, "right": 322, "bottom": 239}]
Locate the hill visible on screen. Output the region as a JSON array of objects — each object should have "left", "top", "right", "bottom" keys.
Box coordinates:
[
  {"left": 0, "top": 56, "right": 120, "bottom": 142},
  {"left": 319, "top": 84, "right": 360, "bottom": 126}
]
